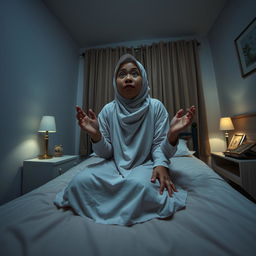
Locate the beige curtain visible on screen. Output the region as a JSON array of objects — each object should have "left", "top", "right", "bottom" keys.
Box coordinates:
[
  {"left": 80, "top": 47, "right": 133, "bottom": 155},
  {"left": 80, "top": 40, "right": 210, "bottom": 159},
  {"left": 139, "top": 40, "right": 211, "bottom": 159}
]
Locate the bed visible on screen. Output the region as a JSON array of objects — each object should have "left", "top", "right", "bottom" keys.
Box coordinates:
[{"left": 0, "top": 137, "right": 256, "bottom": 256}]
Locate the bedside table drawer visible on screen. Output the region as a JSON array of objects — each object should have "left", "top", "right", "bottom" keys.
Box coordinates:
[
  {"left": 211, "top": 152, "right": 256, "bottom": 200},
  {"left": 23, "top": 155, "right": 79, "bottom": 194},
  {"left": 54, "top": 158, "right": 79, "bottom": 175}
]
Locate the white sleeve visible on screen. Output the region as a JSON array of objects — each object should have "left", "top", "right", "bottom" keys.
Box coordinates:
[
  {"left": 92, "top": 108, "right": 113, "bottom": 159},
  {"left": 151, "top": 101, "right": 177, "bottom": 168}
]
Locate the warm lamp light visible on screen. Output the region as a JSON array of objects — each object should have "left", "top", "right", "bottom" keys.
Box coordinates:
[
  {"left": 219, "top": 117, "right": 234, "bottom": 148},
  {"left": 38, "top": 116, "right": 56, "bottom": 159}
]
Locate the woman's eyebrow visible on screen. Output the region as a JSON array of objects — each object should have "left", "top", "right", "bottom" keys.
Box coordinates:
[
  {"left": 118, "top": 68, "right": 127, "bottom": 73},
  {"left": 118, "top": 67, "right": 139, "bottom": 72}
]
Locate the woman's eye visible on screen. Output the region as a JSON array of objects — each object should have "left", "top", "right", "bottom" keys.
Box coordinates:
[
  {"left": 132, "top": 71, "right": 139, "bottom": 77},
  {"left": 118, "top": 72, "right": 126, "bottom": 78}
]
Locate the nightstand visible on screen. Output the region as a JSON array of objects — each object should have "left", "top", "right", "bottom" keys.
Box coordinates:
[
  {"left": 211, "top": 152, "right": 256, "bottom": 200},
  {"left": 22, "top": 155, "right": 79, "bottom": 194}
]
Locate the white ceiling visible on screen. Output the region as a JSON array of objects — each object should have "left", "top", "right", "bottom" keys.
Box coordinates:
[{"left": 43, "top": 0, "right": 228, "bottom": 48}]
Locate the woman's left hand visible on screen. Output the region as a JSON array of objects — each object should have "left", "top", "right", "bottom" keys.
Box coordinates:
[
  {"left": 151, "top": 166, "right": 178, "bottom": 196},
  {"left": 168, "top": 105, "right": 196, "bottom": 145}
]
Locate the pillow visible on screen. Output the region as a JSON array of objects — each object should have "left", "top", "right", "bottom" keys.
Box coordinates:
[{"left": 173, "top": 139, "right": 194, "bottom": 157}]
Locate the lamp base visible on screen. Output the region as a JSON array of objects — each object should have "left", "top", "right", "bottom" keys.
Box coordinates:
[
  {"left": 225, "top": 131, "right": 229, "bottom": 149},
  {"left": 38, "top": 154, "right": 53, "bottom": 159}
]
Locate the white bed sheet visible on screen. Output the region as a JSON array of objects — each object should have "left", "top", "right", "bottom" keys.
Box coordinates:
[{"left": 0, "top": 156, "right": 256, "bottom": 256}]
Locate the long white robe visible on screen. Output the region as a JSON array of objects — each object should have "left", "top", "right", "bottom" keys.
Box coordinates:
[
  {"left": 54, "top": 54, "right": 187, "bottom": 225},
  {"left": 54, "top": 99, "right": 187, "bottom": 225}
]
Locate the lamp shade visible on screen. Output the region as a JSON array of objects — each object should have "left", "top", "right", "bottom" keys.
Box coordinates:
[
  {"left": 219, "top": 117, "right": 234, "bottom": 131},
  {"left": 38, "top": 116, "right": 56, "bottom": 132}
]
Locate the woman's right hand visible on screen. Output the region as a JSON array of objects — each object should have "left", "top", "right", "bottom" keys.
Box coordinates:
[{"left": 76, "top": 106, "right": 101, "bottom": 142}]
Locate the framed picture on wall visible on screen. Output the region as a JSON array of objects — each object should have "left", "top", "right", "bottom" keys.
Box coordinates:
[{"left": 234, "top": 17, "right": 256, "bottom": 77}]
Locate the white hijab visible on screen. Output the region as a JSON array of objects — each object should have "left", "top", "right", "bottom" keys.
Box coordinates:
[{"left": 113, "top": 54, "right": 150, "bottom": 125}]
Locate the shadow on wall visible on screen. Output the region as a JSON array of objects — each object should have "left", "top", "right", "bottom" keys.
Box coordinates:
[
  {"left": 0, "top": 135, "right": 40, "bottom": 205},
  {"left": 2, "top": 167, "right": 23, "bottom": 204}
]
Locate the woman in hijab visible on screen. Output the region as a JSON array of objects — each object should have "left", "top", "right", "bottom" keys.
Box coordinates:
[{"left": 54, "top": 54, "right": 195, "bottom": 225}]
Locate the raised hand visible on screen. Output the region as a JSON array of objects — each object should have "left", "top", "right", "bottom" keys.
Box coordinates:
[
  {"left": 168, "top": 106, "right": 196, "bottom": 145},
  {"left": 76, "top": 106, "right": 101, "bottom": 142}
]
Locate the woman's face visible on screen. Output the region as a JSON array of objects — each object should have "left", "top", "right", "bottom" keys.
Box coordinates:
[{"left": 116, "top": 62, "right": 142, "bottom": 99}]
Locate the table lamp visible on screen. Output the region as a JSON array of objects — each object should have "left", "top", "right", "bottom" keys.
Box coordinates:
[
  {"left": 38, "top": 116, "right": 56, "bottom": 159},
  {"left": 219, "top": 117, "right": 234, "bottom": 149}
]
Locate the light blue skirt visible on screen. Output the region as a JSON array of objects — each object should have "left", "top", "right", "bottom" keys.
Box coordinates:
[{"left": 54, "top": 160, "right": 187, "bottom": 225}]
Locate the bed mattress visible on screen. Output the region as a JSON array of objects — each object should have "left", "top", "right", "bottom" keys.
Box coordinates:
[{"left": 0, "top": 155, "right": 256, "bottom": 256}]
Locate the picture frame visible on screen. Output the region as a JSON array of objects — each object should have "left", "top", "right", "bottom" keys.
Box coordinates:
[
  {"left": 228, "top": 133, "right": 246, "bottom": 151},
  {"left": 234, "top": 17, "right": 256, "bottom": 77}
]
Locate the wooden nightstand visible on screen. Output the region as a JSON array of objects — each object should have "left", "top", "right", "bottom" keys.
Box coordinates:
[
  {"left": 22, "top": 155, "right": 79, "bottom": 194},
  {"left": 211, "top": 152, "right": 256, "bottom": 200}
]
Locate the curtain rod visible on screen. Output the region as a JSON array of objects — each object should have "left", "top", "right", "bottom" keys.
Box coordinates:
[{"left": 79, "top": 40, "right": 200, "bottom": 57}]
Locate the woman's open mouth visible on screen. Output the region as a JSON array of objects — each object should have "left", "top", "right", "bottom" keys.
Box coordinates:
[{"left": 124, "top": 84, "right": 135, "bottom": 89}]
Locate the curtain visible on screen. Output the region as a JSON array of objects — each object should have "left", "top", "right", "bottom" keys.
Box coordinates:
[
  {"left": 80, "top": 40, "right": 210, "bottom": 160},
  {"left": 139, "top": 41, "right": 211, "bottom": 159},
  {"left": 80, "top": 47, "right": 132, "bottom": 155}
]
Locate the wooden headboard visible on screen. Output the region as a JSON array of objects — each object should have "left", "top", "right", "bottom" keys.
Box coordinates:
[{"left": 179, "top": 122, "right": 199, "bottom": 157}]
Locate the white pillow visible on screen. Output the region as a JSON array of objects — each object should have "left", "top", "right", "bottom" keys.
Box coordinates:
[{"left": 173, "top": 139, "right": 194, "bottom": 157}]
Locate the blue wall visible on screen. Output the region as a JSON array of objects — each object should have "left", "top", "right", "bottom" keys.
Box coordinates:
[
  {"left": 0, "top": 0, "right": 79, "bottom": 205},
  {"left": 208, "top": 0, "right": 256, "bottom": 117}
]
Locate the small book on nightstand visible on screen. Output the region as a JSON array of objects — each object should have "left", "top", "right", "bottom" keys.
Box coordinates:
[{"left": 224, "top": 143, "right": 256, "bottom": 159}]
